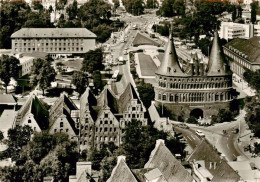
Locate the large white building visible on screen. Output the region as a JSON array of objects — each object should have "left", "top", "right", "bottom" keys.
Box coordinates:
[
  {"left": 219, "top": 22, "right": 254, "bottom": 40},
  {"left": 11, "top": 28, "right": 96, "bottom": 58},
  {"left": 219, "top": 22, "right": 260, "bottom": 40}
]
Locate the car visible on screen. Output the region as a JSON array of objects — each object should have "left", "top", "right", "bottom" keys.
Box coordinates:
[
  {"left": 179, "top": 123, "right": 189, "bottom": 129},
  {"left": 196, "top": 130, "right": 205, "bottom": 137}
]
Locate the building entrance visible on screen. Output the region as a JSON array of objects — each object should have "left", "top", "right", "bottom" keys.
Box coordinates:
[{"left": 190, "top": 108, "right": 204, "bottom": 119}]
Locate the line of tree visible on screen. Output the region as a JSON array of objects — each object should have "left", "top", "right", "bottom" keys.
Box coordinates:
[
  {"left": 122, "top": 0, "right": 144, "bottom": 16},
  {"left": 243, "top": 68, "right": 260, "bottom": 93},
  {"left": 0, "top": 1, "right": 53, "bottom": 49},
  {"left": 0, "top": 126, "right": 79, "bottom": 181}
]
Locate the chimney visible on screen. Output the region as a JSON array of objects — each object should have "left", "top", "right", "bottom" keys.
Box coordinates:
[
  {"left": 117, "top": 155, "right": 126, "bottom": 165},
  {"left": 214, "top": 162, "right": 217, "bottom": 169},
  {"left": 76, "top": 162, "right": 92, "bottom": 179},
  {"left": 209, "top": 162, "right": 212, "bottom": 169}
]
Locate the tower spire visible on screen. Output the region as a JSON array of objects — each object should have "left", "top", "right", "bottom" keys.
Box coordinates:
[
  {"left": 156, "top": 24, "right": 185, "bottom": 76},
  {"left": 207, "top": 31, "right": 228, "bottom": 76}
]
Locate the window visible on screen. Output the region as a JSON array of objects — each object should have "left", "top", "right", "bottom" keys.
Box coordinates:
[
  {"left": 104, "top": 113, "right": 108, "bottom": 118},
  {"left": 132, "top": 114, "right": 136, "bottom": 118},
  {"left": 54, "top": 129, "right": 57, "bottom": 133},
  {"left": 105, "top": 120, "right": 108, "bottom": 124},
  {"left": 100, "top": 128, "right": 102, "bottom": 132},
  {"left": 132, "top": 107, "right": 136, "bottom": 111},
  {"left": 28, "top": 119, "right": 31, "bottom": 123},
  {"left": 66, "top": 129, "right": 69, "bottom": 132},
  {"left": 110, "top": 128, "right": 112, "bottom": 132},
  {"left": 100, "top": 120, "right": 102, "bottom": 124},
  {"left": 114, "top": 128, "right": 117, "bottom": 132},
  {"left": 162, "top": 94, "right": 166, "bottom": 101},
  {"left": 104, "top": 127, "right": 108, "bottom": 132},
  {"left": 85, "top": 118, "right": 88, "bottom": 124},
  {"left": 60, "top": 122, "right": 63, "bottom": 127},
  {"left": 110, "top": 120, "right": 112, "bottom": 124}
]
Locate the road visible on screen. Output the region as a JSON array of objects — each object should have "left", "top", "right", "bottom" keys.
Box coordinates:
[{"left": 174, "top": 126, "right": 202, "bottom": 149}]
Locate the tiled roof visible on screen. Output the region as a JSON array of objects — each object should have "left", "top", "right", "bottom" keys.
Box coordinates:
[
  {"left": 11, "top": 28, "right": 96, "bottom": 38},
  {"left": 62, "top": 108, "right": 78, "bottom": 135},
  {"left": 207, "top": 31, "right": 229, "bottom": 76},
  {"left": 97, "top": 87, "right": 118, "bottom": 114},
  {"left": 144, "top": 140, "right": 194, "bottom": 182},
  {"left": 224, "top": 36, "right": 260, "bottom": 64},
  {"left": 107, "top": 159, "right": 138, "bottom": 182},
  {"left": 156, "top": 33, "right": 186, "bottom": 77},
  {"left": 80, "top": 87, "right": 98, "bottom": 120},
  {"left": 15, "top": 95, "right": 49, "bottom": 130},
  {"left": 0, "top": 94, "right": 16, "bottom": 105},
  {"left": 118, "top": 83, "right": 141, "bottom": 114},
  {"left": 187, "top": 139, "right": 240, "bottom": 182},
  {"left": 49, "top": 93, "right": 78, "bottom": 126}
]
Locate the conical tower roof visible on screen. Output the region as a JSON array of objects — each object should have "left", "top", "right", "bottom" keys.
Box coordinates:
[
  {"left": 207, "top": 31, "right": 228, "bottom": 76},
  {"left": 156, "top": 32, "right": 185, "bottom": 76}
]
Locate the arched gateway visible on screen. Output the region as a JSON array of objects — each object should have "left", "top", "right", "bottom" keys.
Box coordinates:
[{"left": 190, "top": 108, "right": 204, "bottom": 119}]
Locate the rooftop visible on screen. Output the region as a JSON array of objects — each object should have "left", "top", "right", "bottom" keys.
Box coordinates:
[
  {"left": 11, "top": 28, "right": 97, "bottom": 38},
  {"left": 145, "top": 140, "right": 194, "bottom": 182},
  {"left": 187, "top": 139, "right": 240, "bottom": 182},
  {"left": 224, "top": 36, "right": 260, "bottom": 64},
  {"left": 0, "top": 94, "right": 16, "bottom": 105}
]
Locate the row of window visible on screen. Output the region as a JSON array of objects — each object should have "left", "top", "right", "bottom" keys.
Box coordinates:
[
  {"left": 224, "top": 49, "right": 251, "bottom": 69},
  {"left": 15, "top": 42, "right": 83, "bottom": 46},
  {"left": 158, "top": 82, "right": 231, "bottom": 89},
  {"left": 157, "top": 92, "right": 231, "bottom": 102},
  {"left": 158, "top": 76, "right": 228, "bottom": 83},
  {"left": 14, "top": 38, "right": 84, "bottom": 42},
  {"left": 15, "top": 47, "right": 84, "bottom": 52}
]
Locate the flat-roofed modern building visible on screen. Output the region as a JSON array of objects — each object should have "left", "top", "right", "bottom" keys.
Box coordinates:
[{"left": 11, "top": 28, "right": 96, "bottom": 58}]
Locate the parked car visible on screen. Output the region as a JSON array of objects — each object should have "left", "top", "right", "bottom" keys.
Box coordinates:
[{"left": 196, "top": 130, "right": 205, "bottom": 137}]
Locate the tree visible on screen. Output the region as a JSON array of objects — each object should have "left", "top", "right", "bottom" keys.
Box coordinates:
[
  {"left": 172, "top": 0, "right": 186, "bottom": 17},
  {"left": 122, "top": 0, "right": 144, "bottom": 16},
  {"left": 31, "top": 58, "right": 56, "bottom": 95},
  {"left": 66, "top": 0, "right": 78, "bottom": 20},
  {"left": 232, "top": 6, "right": 237, "bottom": 22},
  {"left": 0, "top": 131, "right": 4, "bottom": 143},
  {"left": 92, "top": 70, "right": 103, "bottom": 94},
  {"left": 238, "top": 5, "right": 242, "bottom": 18},
  {"left": 120, "top": 120, "right": 186, "bottom": 168},
  {"left": 186, "top": 116, "right": 198, "bottom": 124},
  {"left": 243, "top": 69, "right": 260, "bottom": 93},
  {"left": 71, "top": 71, "right": 88, "bottom": 96},
  {"left": 6, "top": 125, "right": 33, "bottom": 161},
  {"left": 251, "top": 1, "right": 258, "bottom": 24},
  {"left": 0, "top": 55, "right": 20, "bottom": 93},
  {"left": 137, "top": 80, "right": 155, "bottom": 109},
  {"left": 81, "top": 48, "right": 104, "bottom": 73}
]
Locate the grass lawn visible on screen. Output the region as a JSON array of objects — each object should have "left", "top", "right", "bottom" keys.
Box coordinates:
[{"left": 138, "top": 53, "right": 157, "bottom": 76}]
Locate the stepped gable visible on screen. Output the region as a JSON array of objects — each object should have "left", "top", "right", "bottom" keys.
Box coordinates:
[
  {"left": 156, "top": 32, "right": 185, "bottom": 76},
  {"left": 187, "top": 139, "right": 240, "bottom": 182},
  {"left": 144, "top": 140, "right": 194, "bottom": 182},
  {"left": 62, "top": 108, "right": 79, "bottom": 135},
  {"left": 15, "top": 94, "right": 49, "bottom": 130},
  {"left": 97, "top": 87, "right": 118, "bottom": 114},
  {"left": 207, "top": 31, "right": 228, "bottom": 76},
  {"left": 107, "top": 156, "right": 138, "bottom": 182},
  {"left": 80, "top": 87, "right": 98, "bottom": 121},
  {"left": 117, "top": 83, "right": 141, "bottom": 114},
  {"left": 49, "top": 92, "right": 78, "bottom": 125}
]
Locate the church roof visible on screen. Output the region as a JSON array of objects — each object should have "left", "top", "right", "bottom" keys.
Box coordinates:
[
  {"left": 156, "top": 33, "right": 185, "bottom": 77},
  {"left": 187, "top": 139, "right": 240, "bottom": 182},
  {"left": 144, "top": 140, "right": 194, "bottom": 182},
  {"left": 207, "top": 31, "right": 228, "bottom": 76}
]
